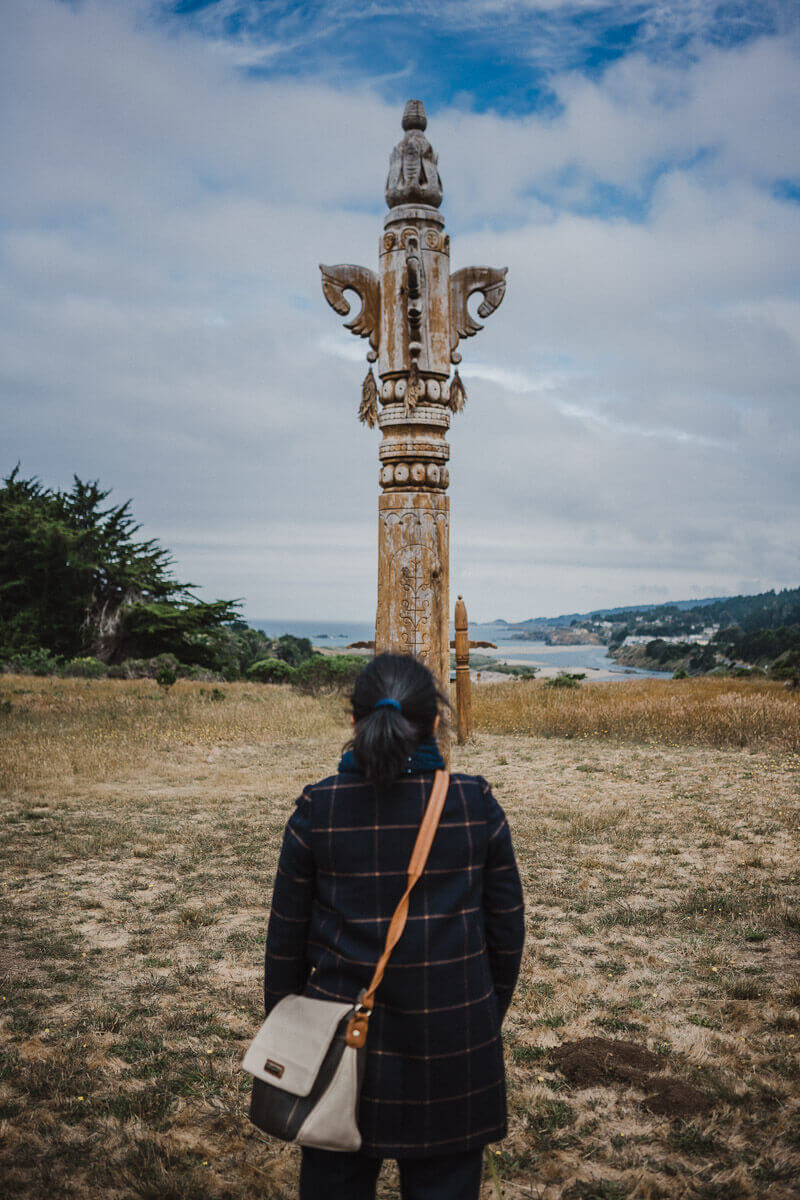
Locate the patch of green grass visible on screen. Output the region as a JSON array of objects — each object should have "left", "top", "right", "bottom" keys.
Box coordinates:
[
  {"left": 668, "top": 1122, "right": 722, "bottom": 1157},
  {"left": 752, "top": 1157, "right": 797, "bottom": 1183},
  {"left": 225, "top": 929, "right": 262, "bottom": 950},
  {"left": 597, "top": 902, "right": 667, "bottom": 928},
  {"left": 593, "top": 1014, "right": 645, "bottom": 1034},
  {"left": 536, "top": 1012, "right": 567, "bottom": 1029},
  {"left": 687, "top": 1013, "right": 720, "bottom": 1030},
  {"left": 4, "top": 1008, "right": 46, "bottom": 1036},
  {"left": 117, "top": 1135, "right": 207, "bottom": 1200},
  {"left": 102, "top": 1086, "right": 177, "bottom": 1127},
  {"left": 115, "top": 1032, "right": 167, "bottom": 1062},
  {"left": 595, "top": 959, "right": 627, "bottom": 978},
  {"left": 727, "top": 977, "right": 768, "bottom": 1000},
  {"left": 16, "top": 1051, "right": 96, "bottom": 1105},
  {"left": 540, "top": 952, "right": 561, "bottom": 967},
  {"left": 530, "top": 1098, "right": 575, "bottom": 1140},
  {"left": 490, "top": 1145, "right": 540, "bottom": 1177},
  {"left": 509, "top": 1043, "right": 549, "bottom": 1065}
]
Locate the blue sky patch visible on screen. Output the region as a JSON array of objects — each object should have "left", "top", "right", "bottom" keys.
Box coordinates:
[
  {"left": 161, "top": 1, "right": 800, "bottom": 117},
  {"left": 774, "top": 179, "right": 800, "bottom": 205}
]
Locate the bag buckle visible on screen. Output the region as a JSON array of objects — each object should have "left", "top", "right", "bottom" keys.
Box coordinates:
[{"left": 345, "top": 990, "right": 372, "bottom": 1048}]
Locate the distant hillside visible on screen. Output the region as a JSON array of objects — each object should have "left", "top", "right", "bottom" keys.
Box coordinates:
[
  {"left": 490, "top": 595, "right": 729, "bottom": 631},
  {"left": 598, "top": 587, "right": 800, "bottom": 634},
  {"left": 602, "top": 587, "right": 800, "bottom": 677},
  {"left": 492, "top": 590, "right": 798, "bottom": 632},
  {"left": 489, "top": 587, "right": 800, "bottom": 676}
]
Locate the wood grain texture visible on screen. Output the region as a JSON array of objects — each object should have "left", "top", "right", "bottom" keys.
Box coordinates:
[
  {"left": 454, "top": 594, "right": 472, "bottom": 744},
  {"left": 375, "top": 492, "right": 449, "bottom": 693}
]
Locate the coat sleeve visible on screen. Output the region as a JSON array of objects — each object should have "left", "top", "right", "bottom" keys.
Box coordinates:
[
  {"left": 481, "top": 779, "right": 525, "bottom": 1022},
  {"left": 264, "top": 788, "right": 315, "bottom": 1015}
]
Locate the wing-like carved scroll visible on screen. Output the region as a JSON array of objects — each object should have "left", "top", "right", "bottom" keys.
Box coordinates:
[
  {"left": 319, "top": 264, "right": 380, "bottom": 357},
  {"left": 449, "top": 266, "right": 508, "bottom": 363}
]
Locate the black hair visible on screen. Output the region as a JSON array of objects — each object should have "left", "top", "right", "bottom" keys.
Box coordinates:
[{"left": 346, "top": 653, "right": 447, "bottom": 787}]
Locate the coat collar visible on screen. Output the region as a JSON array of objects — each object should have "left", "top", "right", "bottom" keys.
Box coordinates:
[{"left": 338, "top": 737, "right": 445, "bottom": 776}]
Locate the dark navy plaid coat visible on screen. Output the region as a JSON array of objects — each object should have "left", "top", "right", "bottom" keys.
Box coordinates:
[{"left": 264, "top": 765, "right": 525, "bottom": 1159}]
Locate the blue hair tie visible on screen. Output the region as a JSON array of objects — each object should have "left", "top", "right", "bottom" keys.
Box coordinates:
[{"left": 374, "top": 698, "right": 402, "bottom": 712}]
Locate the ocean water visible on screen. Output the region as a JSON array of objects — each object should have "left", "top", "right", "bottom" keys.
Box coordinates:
[
  {"left": 248, "top": 618, "right": 664, "bottom": 678},
  {"left": 249, "top": 619, "right": 375, "bottom": 645}
]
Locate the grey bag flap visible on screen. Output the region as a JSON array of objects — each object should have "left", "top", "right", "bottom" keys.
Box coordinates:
[{"left": 241, "top": 995, "right": 354, "bottom": 1097}]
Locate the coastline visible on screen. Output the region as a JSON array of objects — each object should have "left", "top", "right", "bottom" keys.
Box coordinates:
[
  {"left": 248, "top": 621, "right": 666, "bottom": 682},
  {"left": 310, "top": 638, "right": 658, "bottom": 683}
]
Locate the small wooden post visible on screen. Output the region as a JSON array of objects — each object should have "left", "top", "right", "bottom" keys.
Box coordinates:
[{"left": 454, "top": 594, "right": 472, "bottom": 744}]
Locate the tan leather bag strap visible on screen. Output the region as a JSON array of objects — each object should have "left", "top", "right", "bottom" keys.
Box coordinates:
[{"left": 345, "top": 769, "right": 449, "bottom": 1048}]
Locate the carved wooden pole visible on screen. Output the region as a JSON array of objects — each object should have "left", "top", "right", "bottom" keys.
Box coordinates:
[
  {"left": 320, "top": 100, "right": 507, "bottom": 694},
  {"left": 454, "top": 594, "right": 472, "bottom": 744}
]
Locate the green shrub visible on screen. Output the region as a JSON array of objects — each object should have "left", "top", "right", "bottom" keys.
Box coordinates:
[
  {"left": 156, "top": 666, "right": 177, "bottom": 689},
  {"left": 770, "top": 649, "right": 800, "bottom": 680},
  {"left": 497, "top": 664, "right": 539, "bottom": 678},
  {"left": 295, "top": 654, "right": 364, "bottom": 695},
  {"left": 149, "top": 653, "right": 182, "bottom": 677},
  {"left": 545, "top": 672, "right": 585, "bottom": 689},
  {"left": 247, "top": 658, "right": 298, "bottom": 684},
  {"left": 107, "top": 656, "right": 222, "bottom": 681},
  {"left": 109, "top": 654, "right": 182, "bottom": 680},
  {"left": 688, "top": 643, "right": 717, "bottom": 673},
  {"left": 107, "top": 660, "right": 140, "bottom": 679},
  {"left": 273, "top": 634, "right": 316, "bottom": 667},
  {"left": 1, "top": 647, "right": 62, "bottom": 675},
  {"left": 62, "top": 656, "right": 108, "bottom": 678},
  {"left": 183, "top": 665, "right": 223, "bottom": 681}
]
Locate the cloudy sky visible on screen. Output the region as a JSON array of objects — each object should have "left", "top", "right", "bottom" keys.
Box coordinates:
[{"left": 3, "top": 0, "right": 799, "bottom": 622}]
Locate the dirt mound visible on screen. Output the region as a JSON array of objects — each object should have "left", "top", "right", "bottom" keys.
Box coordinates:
[
  {"left": 642, "top": 1077, "right": 714, "bottom": 1118},
  {"left": 551, "top": 1037, "right": 713, "bottom": 1119},
  {"left": 551, "top": 1037, "right": 667, "bottom": 1087}
]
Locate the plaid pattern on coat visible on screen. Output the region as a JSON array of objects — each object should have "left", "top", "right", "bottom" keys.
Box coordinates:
[{"left": 264, "top": 769, "right": 525, "bottom": 1159}]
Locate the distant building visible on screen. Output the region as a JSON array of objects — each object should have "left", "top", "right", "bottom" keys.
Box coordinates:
[{"left": 621, "top": 628, "right": 718, "bottom": 648}]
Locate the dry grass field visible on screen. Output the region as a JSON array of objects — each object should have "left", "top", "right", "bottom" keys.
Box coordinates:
[
  {"left": 1, "top": 676, "right": 799, "bottom": 1199},
  {"left": 474, "top": 676, "right": 800, "bottom": 753}
]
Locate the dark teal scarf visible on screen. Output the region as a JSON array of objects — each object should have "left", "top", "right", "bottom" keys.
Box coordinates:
[{"left": 338, "top": 737, "right": 444, "bottom": 776}]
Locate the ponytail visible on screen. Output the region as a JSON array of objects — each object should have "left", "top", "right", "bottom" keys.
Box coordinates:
[{"left": 346, "top": 653, "right": 446, "bottom": 787}]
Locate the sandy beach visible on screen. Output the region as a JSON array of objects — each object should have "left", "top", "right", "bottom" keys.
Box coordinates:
[{"left": 471, "top": 661, "right": 644, "bottom": 683}]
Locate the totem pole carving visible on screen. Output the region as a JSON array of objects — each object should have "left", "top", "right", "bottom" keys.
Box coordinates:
[{"left": 321, "top": 100, "right": 507, "bottom": 688}]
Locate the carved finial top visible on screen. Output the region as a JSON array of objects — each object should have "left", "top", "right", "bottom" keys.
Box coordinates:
[
  {"left": 386, "top": 99, "right": 443, "bottom": 209},
  {"left": 402, "top": 99, "right": 427, "bottom": 131}
]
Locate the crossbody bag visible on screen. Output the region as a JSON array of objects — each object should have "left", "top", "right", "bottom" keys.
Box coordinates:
[{"left": 241, "top": 769, "right": 450, "bottom": 1152}]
